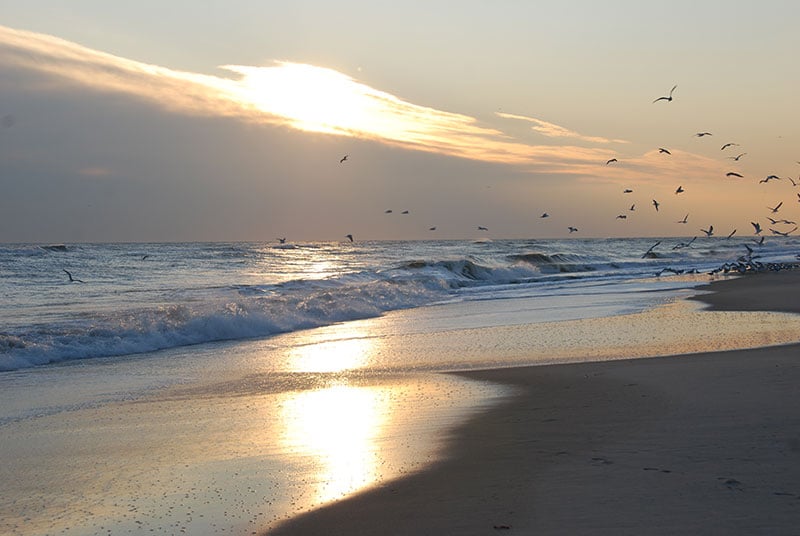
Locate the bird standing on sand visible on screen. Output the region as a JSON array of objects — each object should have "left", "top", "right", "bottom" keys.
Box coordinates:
[
  {"left": 63, "top": 269, "right": 85, "bottom": 283},
  {"left": 653, "top": 85, "right": 677, "bottom": 103}
]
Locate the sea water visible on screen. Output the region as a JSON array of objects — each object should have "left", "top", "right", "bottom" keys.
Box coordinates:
[{"left": 2, "top": 237, "right": 800, "bottom": 535}]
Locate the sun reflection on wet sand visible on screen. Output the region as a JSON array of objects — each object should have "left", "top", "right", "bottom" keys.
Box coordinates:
[
  {"left": 287, "top": 323, "right": 376, "bottom": 372},
  {"left": 280, "top": 384, "right": 384, "bottom": 504}
]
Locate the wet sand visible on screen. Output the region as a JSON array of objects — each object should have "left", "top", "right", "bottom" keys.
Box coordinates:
[{"left": 269, "top": 271, "right": 800, "bottom": 535}]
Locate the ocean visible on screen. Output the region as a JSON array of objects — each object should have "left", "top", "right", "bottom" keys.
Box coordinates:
[
  {"left": 3, "top": 237, "right": 798, "bottom": 373},
  {"left": 3, "top": 237, "right": 800, "bottom": 535}
]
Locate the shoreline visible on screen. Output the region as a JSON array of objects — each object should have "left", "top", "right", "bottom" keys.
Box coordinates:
[{"left": 269, "top": 271, "right": 800, "bottom": 535}]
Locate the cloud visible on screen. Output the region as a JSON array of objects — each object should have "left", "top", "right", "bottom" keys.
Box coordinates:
[
  {"left": 0, "top": 24, "right": 621, "bottom": 174},
  {"left": 496, "top": 112, "right": 629, "bottom": 145}
]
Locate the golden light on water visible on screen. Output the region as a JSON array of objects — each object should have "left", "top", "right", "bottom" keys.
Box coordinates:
[{"left": 280, "top": 384, "right": 385, "bottom": 504}]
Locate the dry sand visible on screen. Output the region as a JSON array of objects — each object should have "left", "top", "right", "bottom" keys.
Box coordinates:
[{"left": 269, "top": 271, "right": 800, "bottom": 535}]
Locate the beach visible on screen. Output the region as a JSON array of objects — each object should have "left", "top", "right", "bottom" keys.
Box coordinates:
[
  {"left": 269, "top": 271, "right": 800, "bottom": 535},
  {"left": 3, "top": 263, "right": 800, "bottom": 535}
]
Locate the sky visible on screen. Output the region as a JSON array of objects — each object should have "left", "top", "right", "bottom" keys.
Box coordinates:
[{"left": 1, "top": 1, "right": 799, "bottom": 242}]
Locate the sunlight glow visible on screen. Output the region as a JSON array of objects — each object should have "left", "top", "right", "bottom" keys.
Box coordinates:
[
  {"left": 280, "top": 384, "right": 385, "bottom": 504},
  {"left": 287, "top": 324, "right": 376, "bottom": 373}
]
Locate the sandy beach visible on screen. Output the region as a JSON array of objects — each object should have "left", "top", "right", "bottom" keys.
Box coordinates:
[{"left": 269, "top": 271, "right": 800, "bottom": 535}]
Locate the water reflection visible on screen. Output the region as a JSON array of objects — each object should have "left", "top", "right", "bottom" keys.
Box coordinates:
[
  {"left": 280, "top": 383, "right": 385, "bottom": 504},
  {"left": 287, "top": 324, "right": 377, "bottom": 372}
]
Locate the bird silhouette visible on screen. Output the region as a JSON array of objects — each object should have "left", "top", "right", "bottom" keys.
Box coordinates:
[
  {"left": 345, "top": 234, "right": 354, "bottom": 242},
  {"left": 653, "top": 85, "right": 677, "bottom": 103},
  {"left": 728, "top": 153, "right": 747, "bottom": 161},
  {"left": 658, "top": 148, "right": 671, "bottom": 155},
  {"left": 720, "top": 143, "right": 739, "bottom": 151},
  {"left": 751, "top": 222, "right": 762, "bottom": 235},
  {"left": 726, "top": 172, "right": 743, "bottom": 178},
  {"left": 63, "top": 269, "right": 85, "bottom": 283},
  {"left": 677, "top": 214, "right": 689, "bottom": 224},
  {"left": 606, "top": 158, "right": 618, "bottom": 165},
  {"left": 695, "top": 132, "right": 713, "bottom": 137},
  {"left": 339, "top": 155, "right": 349, "bottom": 163},
  {"left": 768, "top": 202, "right": 783, "bottom": 213},
  {"left": 701, "top": 225, "right": 714, "bottom": 237},
  {"left": 675, "top": 185, "right": 684, "bottom": 194},
  {"left": 568, "top": 226, "right": 578, "bottom": 233},
  {"left": 652, "top": 199, "right": 660, "bottom": 212}
]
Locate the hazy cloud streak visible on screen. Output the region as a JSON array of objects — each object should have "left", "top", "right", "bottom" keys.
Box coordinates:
[{"left": 0, "top": 25, "right": 618, "bottom": 173}]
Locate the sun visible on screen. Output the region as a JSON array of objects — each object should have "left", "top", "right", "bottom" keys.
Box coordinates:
[{"left": 224, "top": 62, "right": 386, "bottom": 135}]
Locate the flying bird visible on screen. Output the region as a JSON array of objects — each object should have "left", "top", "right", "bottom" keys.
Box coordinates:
[
  {"left": 63, "top": 269, "right": 85, "bottom": 283},
  {"left": 677, "top": 214, "right": 689, "bottom": 224},
  {"left": 770, "top": 227, "right": 797, "bottom": 237},
  {"left": 568, "top": 226, "right": 578, "bottom": 233},
  {"left": 623, "top": 189, "right": 633, "bottom": 194},
  {"left": 695, "top": 132, "right": 713, "bottom": 137},
  {"left": 606, "top": 158, "right": 618, "bottom": 165},
  {"left": 726, "top": 172, "right": 743, "bottom": 178},
  {"left": 652, "top": 199, "right": 660, "bottom": 212},
  {"left": 428, "top": 227, "right": 437, "bottom": 231},
  {"left": 751, "top": 222, "right": 762, "bottom": 235},
  {"left": 478, "top": 226, "right": 488, "bottom": 231},
  {"left": 616, "top": 214, "right": 627, "bottom": 219},
  {"left": 642, "top": 241, "right": 661, "bottom": 258},
  {"left": 629, "top": 204, "right": 636, "bottom": 211},
  {"left": 658, "top": 147, "right": 671, "bottom": 155},
  {"left": 345, "top": 234, "right": 354, "bottom": 242},
  {"left": 720, "top": 143, "right": 739, "bottom": 151},
  {"left": 401, "top": 210, "right": 409, "bottom": 214},
  {"left": 653, "top": 85, "right": 677, "bottom": 103},
  {"left": 339, "top": 155, "right": 349, "bottom": 163},
  {"left": 768, "top": 202, "right": 783, "bottom": 213},
  {"left": 675, "top": 185, "right": 684, "bottom": 194},
  {"left": 760, "top": 175, "right": 780, "bottom": 183},
  {"left": 728, "top": 153, "right": 747, "bottom": 161},
  {"left": 701, "top": 225, "right": 714, "bottom": 237},
  {"left": 540, "top": 213, "right": 550, "bottom": 218},
  {"left": 726, "top": 229, "right": 737, "bottom": 239}
]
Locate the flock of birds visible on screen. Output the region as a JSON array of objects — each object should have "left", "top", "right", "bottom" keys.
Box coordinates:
[{"left": 332, "top": 84, "right": 799, "bottom": 248}]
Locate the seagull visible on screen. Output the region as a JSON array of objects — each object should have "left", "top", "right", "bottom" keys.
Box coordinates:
[
  {"left": 623, "top": 189, "right": 633, "bottom": 194},
  {"left": 653, "top": 85, "right": 677, "bottom": 103},
  {"left": 677, "top": 214, "right": 689, "bottom": 224},
  {"left": 720, "top": 143, "right": 739, "bottom": 151},
  {"left": 770, "top": 227, "right": 797, "bottom": 237},
  {"left": 751, "top": 222, "right": 762, "bottom": 235},
  {"left": 726, "top": 172, "right": 743, "bottom": 178},
  {"left": 767, "top": 217, "right": 779, "bottom": 225},
  {"left": 63, "top": 269, "right": 85, "bottom": 283},
  {"left": 339, "top": 155, "right": 349, "bottom": 163},
  {"left": 277, "top": 237, "right": 286, "bottom": 244},
  {"left": 788, "top": 176, "right": 798, "bottom": 187},
  {"left": 652, "top": 199, "right": 660, "bottom": 212},
  {"left": 728, "top": 153, "right": 747, "bottom": 161},
  {"left": 672, "top": 237, "right": 696, "bottom": 250},
  {"left": 568, "top": 226, "right": 578, "bottom": 233},
  {"left": 726, "top": 229, "right": 737, "bottom": 239},
  {"left": 642, "top": 241, "right": 661, "bottom": 258},
  {"left": 768, "top": 202, "right": 783, "bottom": 213},
  {"left": 754, "top": 236, "right": 766, "bottom": 246},
  {"left": 401, "top": 210, "right": 409, "bottom": 214},
  {"left": 629, "top": 204, "right": 636, "bottom": 211},
  {"left": 658, "top": 147, "right": 672, "bottom": 155},
  {"left": 385, "top": 209, "right": 393, "bottom": 213},
  {"left": 345, "top": 234, "right": 354, "bottom": 242},
  {"left": 701, "top": 225, "right": 714, "bottom": 237},
  {"left": 540, "top": 213, "right": 549, "bottom": 218},
  {"left": 428, "top": 226, "right": 437, "bottom": 231},
  {"left": 675, "top": 185, "right": 684, "bottom": 194},
  {"left": 616, "top": 214, "right": 627, "bottom": 219},
  {"left": 606, "top": 158, "right": 618, "bottom": 165},
  {"left": 760, "top": 175, "right": 780, "bottom": 183},
  {"left": 478, "top": 226, "right": 488, "bottom": 231},
  {"left": 695, "top": 132, "right": 713, "bottom": 137}
]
